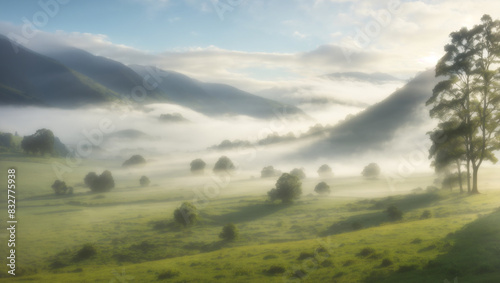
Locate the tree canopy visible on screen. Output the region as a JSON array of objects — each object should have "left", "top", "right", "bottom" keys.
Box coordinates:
[
  {"left": 317, "top": 164, "right": 333, "bottom": 177},
  {"left": 268, "top": 173, "right": 302, "bottom": 203},
  {"left": 21, "top": 128, "right": 54, "bottom": 156},
  {"left": 362, "top": 163, "right": 380, "bottom": 179},
  {"left": 84, "top": 170, "right": 115, "bottom": 192},
  {"left": 174, "top": 202, "right": 198, "bottom": 226},
  {"left": 213, "top": 156, "right": 236, "bottom": 173},
  {"left": 314, "top": 181, "right": 331, "bottom": 195},
  {"left": 190, "top": 158, "right": 206, "bottom": 174},
  {"left": 219, "top": 223, "right": 239, "bottom": 241}
]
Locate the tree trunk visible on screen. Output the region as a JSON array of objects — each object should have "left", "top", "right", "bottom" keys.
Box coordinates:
[
  {"left": 466, "top": 158, "right": 471, "bottom": 193},
  {"left": 471, "top": 166, "right": 480, "bottom": 194},
  {"left": 456, "top": 160, "right": 464, "bottom": 193}
]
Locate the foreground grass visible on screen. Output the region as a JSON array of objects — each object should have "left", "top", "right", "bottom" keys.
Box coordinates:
[{"left": 0, "top": 155, "right": 499, "bottom": 282}]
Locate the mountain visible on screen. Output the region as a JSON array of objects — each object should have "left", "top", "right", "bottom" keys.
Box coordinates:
[
  {"left": 130, "top": 65, "right": 307, "bottom": 119},
  {"left": 0, "top": 36, "right": 306, "bottom": 119},
  {"left": 0, "top": 35, "right": 119, "bottom": 107},
  {"left": 296, "top": 69, "right": 441, "bottom": 158},
  {"left": 38, "top": 46, "right": 161, "bottom": 100},
  {"left": 322, "top": 72, "right": 402, "bottom": 83}
]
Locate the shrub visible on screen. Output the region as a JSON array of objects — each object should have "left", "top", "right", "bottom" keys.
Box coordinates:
[
  {"left": 290, "top": 168, "right": 306, "bottom": 179},
  {"left": 51, "top": 180, "right": 72, "bottom": 195},
  {"left": 321, "top": 259, "right": 334, "bottom": 267},
  {"left": 381, "top": 258, "right": 393, "bottom": 267},
  {"left": 317, "top": 164, "right": 333, "bottom": 177},
  {"left": 139, "top": 176, "right": 150, "bottom": 187},
  {"left": 362, "top": 163, "right": 380, "bottom": 179},
  {"left": 386, "top": 205, "right": 403, "bottom": 221},
  {"left": 297, "top": 252, "right": 314, "bottom": 260},
  {"left": 219, "top": 223, "right": 239, "bottom": 241},
  {"left": 314, "top": 181, "right": 331, "bottom": 195},
  {"left": 122, "top": 155, "right": 146, "bottom": 167},
  {"left": 190, "top": 158, "right": 206, "bottom": 174},
  {"left": 265, "top": 265, "right": 286, "bottom": 275},
  {"left": 213, "top": 156, "right": 236, "bottom": 174},
  {"left": 174, "top": 202, "right": 198, "bottom": 226},
  {"left": 84, "top": 170, "right": 115, "bottom": 193},
  {"left": 268, "top": 173, "right": 302, "bottom": 203},
  {"left": 157, "top": 269, "right": 180, "bottom": 280},
  {"left": 357, "top": 247, "right": 376, "bottom": 257},
  {"left": 74, "top": 243, "right": 96, "bottom": 261},
  {"left": 420, "top": 210, "right": 432, "bottom": 219}
]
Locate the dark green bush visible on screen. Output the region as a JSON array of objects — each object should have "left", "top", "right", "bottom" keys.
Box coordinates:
[
  {"left": 421, "top": 210, "right": 432, "bottom": 219},
  {"left": 265, "top": 265, "right": 286, "bottom": 275},
  {"left": 219, "top": 223, "right": 238, "bottom": 241},
  {"left": 74, "top": 243, "right": 96, "bottom": 261},
  {"left": 386, "top": 205, "right": 403, "bottom": 221},
  {"left": 157, "top": 269, "right": 180, "bottom": 280}
]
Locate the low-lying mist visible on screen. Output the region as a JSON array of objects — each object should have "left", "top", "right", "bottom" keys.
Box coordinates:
[{"left": 1, "top": 97, "right": 438, "bottom": 187}]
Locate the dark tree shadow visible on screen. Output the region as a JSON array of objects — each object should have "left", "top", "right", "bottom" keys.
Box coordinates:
[{"left": 363, "top": 208, "right": 500, "bottom": 283}]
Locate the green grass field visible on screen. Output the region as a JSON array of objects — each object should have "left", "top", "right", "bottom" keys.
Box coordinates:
[{"left": 0, "top": 153, "right": 499, "bottom": 282}]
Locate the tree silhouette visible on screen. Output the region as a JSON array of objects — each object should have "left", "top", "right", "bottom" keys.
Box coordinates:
[
  {"left": 362, "top": 163, "right": 380, "bottom": 179},
  {"left": 268, "top": 173, "right": 302, "bottom": 203},
  {"left": 314, "top": 181, "right": 331, "bottom": 195},
  {"left": 174, "top": 202, "right": 198, "bottom": 226},
  {"left": 317, "top": 164, "right": 333, "bottom": 177},
  {"left": 219, "top": 223, "right": 238, "bottom": 241},
  {"left": 21, "top": 128, "right": 54, "bottom": 156},
  {"left": 190, "top": 158, "right": 206, "bottom": 174},
  {"left": 84, "top": 170, "right": 115, "bottom": 192},
  {"left": 213, "top": 156, "right": 236, "bottom": 174}
]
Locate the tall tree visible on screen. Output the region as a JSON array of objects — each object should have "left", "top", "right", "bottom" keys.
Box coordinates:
[
  {"left": 469, "top": 15, "right": 500, "bottom": 193},
  {"left": 427, "top": 15, "right": 500, "bottom": 194}
]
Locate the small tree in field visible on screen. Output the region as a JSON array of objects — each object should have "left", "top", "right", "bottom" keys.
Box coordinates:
[
  {"left": 84, "top": 170, "right": 115, "bottom": 192},
  {"left": 213, "top": 156, "right": 236, "bottom": 174},
  {"left": 190, "top": 158, "right": 206, "bottom": 174},
  {"left": 174, "top": 202, "right": 198, "bottom": 226},
  {"left": 362, "top": 163, "right": 380, "bottom": 179},
  {"left": 51, "top": 180, "right": 73, "bottom": 195},
  {"left": 219, "top": 223, "right": 238, "bottom": 241},
  {"left": 386, "top": 205, "right": 403, "bottom": 221},
  {"left": 314, "top": 182, "right": 331, "bottom": 195},
  {"left": 268, "top": 173, "right": 302, "bottom": 203},
  {"left": 317, "top": 164, "right": 333, "bottom": 177},
  {"left": 139, "top": 176, "right": 150, "bottom": 187}
]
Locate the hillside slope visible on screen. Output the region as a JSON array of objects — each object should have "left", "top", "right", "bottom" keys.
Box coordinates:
[{"left": 0, "top": 35, "right": 118, "bottom": 107}]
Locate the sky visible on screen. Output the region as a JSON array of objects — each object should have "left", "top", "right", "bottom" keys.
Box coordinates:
[{"left": 0, "top": 0, "right": 499, "bottom": 94}]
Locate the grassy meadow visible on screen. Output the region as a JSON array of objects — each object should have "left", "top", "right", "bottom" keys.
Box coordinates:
[{"left": 1, "top": 152, "right": 499, "bottom": 282}]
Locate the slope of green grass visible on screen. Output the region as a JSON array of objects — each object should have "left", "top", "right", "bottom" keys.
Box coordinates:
[{"left": 1, "top": 154, "right": 499, "bottom": 282}]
